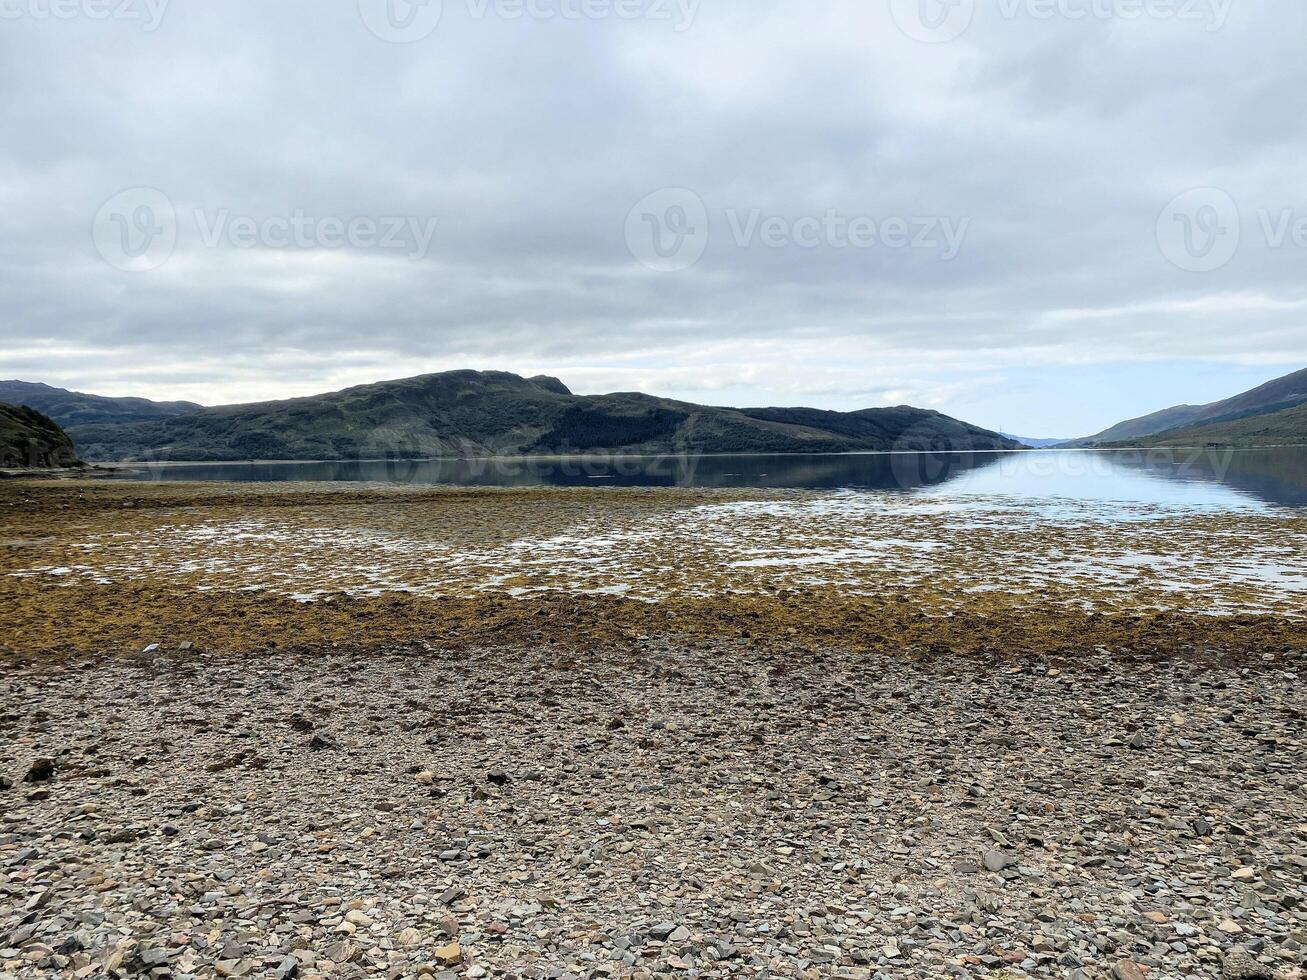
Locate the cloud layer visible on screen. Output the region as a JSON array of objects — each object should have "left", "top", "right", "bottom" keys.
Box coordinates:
[{"left": 2, "top": 0, "right": 1305, "bottom": 434}]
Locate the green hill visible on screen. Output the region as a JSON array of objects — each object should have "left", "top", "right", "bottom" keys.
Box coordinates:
[
  {"left": 38, "top": 370, "right": 1021, "bottom": 462},
  {"left": 0, "top": 403, "right": 79, "bottom": 468},
  {"left": 0, "top": 380, "right": 201, "bottom": 425},
  {"left": 1120, "top": 400, "right": 1307, "bottom": 448},
  {"left": 1069, "top": 366, "right": 1307, "bottom": 447}
]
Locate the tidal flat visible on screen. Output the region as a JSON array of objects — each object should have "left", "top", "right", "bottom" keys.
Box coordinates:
[{"left": 1, "top": 481, "right": 1304, "bottom": 980}]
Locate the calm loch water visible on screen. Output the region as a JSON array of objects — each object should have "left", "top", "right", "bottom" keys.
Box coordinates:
[{"left": 105, "top": 448, "right": 1307, "bottom": 509}]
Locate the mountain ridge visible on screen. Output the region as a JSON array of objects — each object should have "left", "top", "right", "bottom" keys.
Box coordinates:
[
  {"left": 0, "top": 381, "right": 202, "bottom": 426},
  {"left": 1114, "top": 400, "right": 1307, "bottom": 448},
  {"left": 1069, "top": 367, "right": 1307, "bottom": 447},
  {"left": 9, "top": 370, "right": 1023, "bottom": 462}
]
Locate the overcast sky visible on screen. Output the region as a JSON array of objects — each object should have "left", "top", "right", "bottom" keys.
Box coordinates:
[{"left": 2, "top": 0, "right": 1305, "bottom": 436}]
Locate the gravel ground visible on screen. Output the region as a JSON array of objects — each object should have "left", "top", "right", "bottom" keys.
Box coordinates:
[{"left": 1, "top": 641, "right": 1303, "bottom": 980}]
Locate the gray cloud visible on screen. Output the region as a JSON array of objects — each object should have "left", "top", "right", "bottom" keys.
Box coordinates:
[{"left": 1, "top": 0, "right": 1305, "bottom": 433}]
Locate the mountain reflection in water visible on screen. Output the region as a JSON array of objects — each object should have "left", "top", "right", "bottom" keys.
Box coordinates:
[{"left": 105, "top": 448, "right": 1307, "bottom": 509}]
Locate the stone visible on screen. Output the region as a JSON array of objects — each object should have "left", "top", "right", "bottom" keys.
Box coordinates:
[
  {"left": 433, "top": 942, "right": 462, "bottom": 966},
  {"left": 649, "top": 922, "right": 679, "bottom": 940},
  {"left": 23, "top": 758, "right": 56, "bottom": 783},
  {"left": 1222, "top": 948, "right": 1273, "bottom": 980},
  {"left": 0, "top": 593, "right": 1302, "bottom": 980}
]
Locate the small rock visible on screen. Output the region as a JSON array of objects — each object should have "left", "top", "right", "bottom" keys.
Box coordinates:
[
  {"left": 23, "top": 758, "right": 56, "bottom": 783},
  {"left": 1222, "top": 948, "right": 1273, "bottom": 980},
  {"left": 649, "top": 922, "right": 679, "bottom": 940},
  {"left": 433, "top": 941, "right": 462, "bottom": 966},
  {"left": 309, "top": 732, "right": 339, "bottom": 751}
]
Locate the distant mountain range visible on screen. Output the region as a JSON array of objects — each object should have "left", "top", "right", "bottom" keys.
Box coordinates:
[
  {"left": 0, "top": 402, "right": 78, "bottom": 468},
  {"left": 1069, "top": 366, "right": 1307, "bottom": 448},
  {"left": 1000, "top": 434, "right": 1071, "bottom": 449},
  {"left": 0, "top": 381, "right": 201, "bottom": 426},
  {"left": 1, "top": 371, "right": 1022, "bottom": 462}
]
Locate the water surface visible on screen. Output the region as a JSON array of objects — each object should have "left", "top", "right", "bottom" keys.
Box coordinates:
[{"left": 106, "top": 448, "right": 1307, "bottom": 510}]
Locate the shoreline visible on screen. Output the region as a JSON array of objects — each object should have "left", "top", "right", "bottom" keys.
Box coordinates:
[
  {"left": 1, "top": 480, "right": 1304, "bottom": 978},
  {"left": 4, "top": 480, "right": 1307, "bottom": 662}
]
